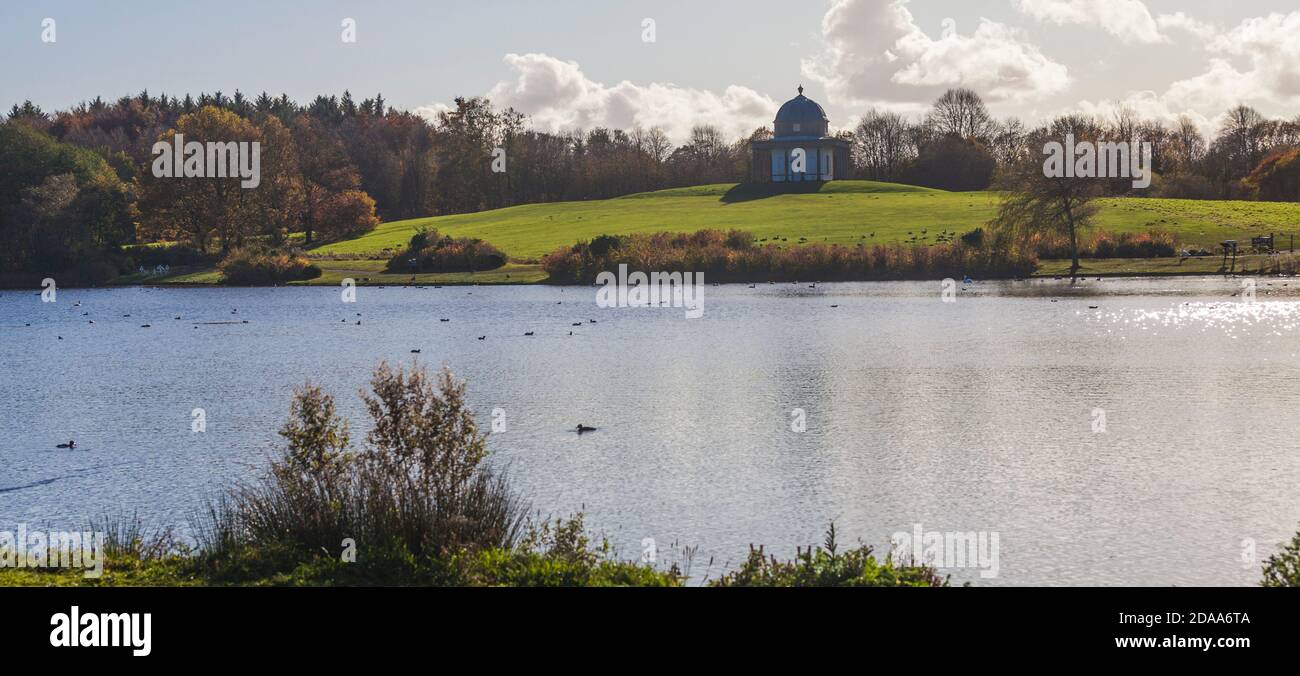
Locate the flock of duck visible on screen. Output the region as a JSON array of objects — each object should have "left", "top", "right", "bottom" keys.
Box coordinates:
[{"left": 24, "top": 276, "right": 987, "bottom": 447}]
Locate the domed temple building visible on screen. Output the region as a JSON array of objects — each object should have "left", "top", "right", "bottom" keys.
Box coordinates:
[{"left": 750, "top": 86, "right": 851, "bottom": 184}]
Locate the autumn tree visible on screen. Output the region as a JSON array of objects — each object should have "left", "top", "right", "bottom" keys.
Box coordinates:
[
  {"left": 293, "top": 116, "right": 361, "bottom": 243},
  {"left": 139, "top": 106, "right": 304, "bottom": 252},
  {"left": 1244, "top": 147, "right": 1300, "bottom": 201}
]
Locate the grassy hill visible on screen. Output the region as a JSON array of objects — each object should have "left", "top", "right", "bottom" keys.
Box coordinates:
[
  {"left": 137, "top": 180, "right": 1300, "bottom": 285},
  {"left": 312, "top": 180, "right": 1300, "bottom": 261}
]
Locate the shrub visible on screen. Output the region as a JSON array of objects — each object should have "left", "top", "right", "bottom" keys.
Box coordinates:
[
  {"left": 1031, "top": 227, "right": 1177, "bottom": 259},
  {"left": 960, "top": 228, "right": 985, "bottom": 247},
  {"left": 386, "top": 229, "right": 507, "bottom": 273},
  {"left": 316, "top": 189, "right": 380, "bottom": 240},
  {"left": 200, "top": 363, "right": 529, "bottom": 583},
  {"left": 186, "top": 363, "right": 685, "bottom": 586},
  {"left": 217, "top": 248, "right": 321, "bottom": 285},
  {"left": 1244, "top": 147, "right": 1300, "bottom": 202},
  {"left": 1261, "top": 526, "right": 1300, "bottom": 587},
  {"left": 711, "top": 524, "right": 948, "bottom": 587}
]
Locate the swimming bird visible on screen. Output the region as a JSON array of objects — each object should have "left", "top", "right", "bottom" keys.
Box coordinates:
[
  {"left": 440, "top": 318, "right": 450, "bottom": 322},
  {"left": 572, "top": 322, "right": 582, "bottom": 326},
  {"left": 411, "top": 349, "right": 421, "bottom": 353},
  {"left": 478, "top": 336, "right": 486, "bottom": 340},
  {"left": 524, "top": 331, "right": 534, "bottom": 336},
  {"left": 575, "top": 425, "right": 597, "bottom": 433},
  {"left": 56, "top": 440, "right": 76, "bottom": 449}
]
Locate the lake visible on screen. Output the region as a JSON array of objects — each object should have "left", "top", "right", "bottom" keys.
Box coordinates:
[{"left": 3, "top": 277, "right": 1300, "bottom": 586}]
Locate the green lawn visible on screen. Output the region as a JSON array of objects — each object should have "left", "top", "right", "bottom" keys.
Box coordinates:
[
  {"left": 310, "top": 181, "right": 1300, "bottom": 261},
  {"left": 134, "top": 180, "right": 1300, "bottom": 285}
]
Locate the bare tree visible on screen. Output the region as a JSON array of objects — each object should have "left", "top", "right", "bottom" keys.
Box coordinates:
[
  {"left": 853, "top": 109, "right": 915, "bottom": 180},
  {"left": 989, "top": 117, "right": 1028, "bottom": 168},
  {"left": 1216, "top": 104, "right": 1268, "bottom": 176},
  {"left": 995, "top": 117, "right": 1105, "bottom": 276},
  {"left": 926, "top": 88, "right": 994, "bottom": 141},
  {"left": 1166, "top": 115, "right": 1206, "bottom": 170}
]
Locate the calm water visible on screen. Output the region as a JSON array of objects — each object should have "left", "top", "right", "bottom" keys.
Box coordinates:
[{"left": 3, "top": 277, "right": 1300, "bottom": 586}]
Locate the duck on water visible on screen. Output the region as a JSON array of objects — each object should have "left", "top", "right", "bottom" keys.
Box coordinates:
[
  {"left": 55, "top": 440, "right": 76, "bottom": 449},
  {"left": 575, "top": 425, "right": 597, "bottom": 434}
]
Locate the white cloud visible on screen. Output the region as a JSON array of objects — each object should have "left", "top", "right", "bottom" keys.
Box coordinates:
[
  {"left": 1155, "top": 11, "right": 1218, "bottom": 42},
  {"left": 1121, "top": 12, "right": 1300, "bottom": 126},
  {"left": 420, "top": 52, "right": 776, "bottom": 144},
  {"left": 1013, "top": 0, "right": 1167, "bottom": 44},
  {"left": 802, "top": 0, "right": 1069, "bottom": 109},
  {"left": 1059, "top": 11, "right": 1300, "bottom": 137}
]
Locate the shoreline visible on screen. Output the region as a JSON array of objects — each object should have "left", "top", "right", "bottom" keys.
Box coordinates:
[
  {"left": 5, "top": 269, "right": 1291, "bottom": 291},
  {"left": 5, "top": 255, "right": 1293, "bottom": 291}
]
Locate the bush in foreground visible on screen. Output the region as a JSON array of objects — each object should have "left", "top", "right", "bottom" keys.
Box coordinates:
[
  {"left": 191, "top": 362, "right": 678, "bottom": 586},
  {"left": 1260, "top": 527, "right": 1300, "bottom": 587}
]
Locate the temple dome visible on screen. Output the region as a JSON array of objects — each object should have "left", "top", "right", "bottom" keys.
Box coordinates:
[{"left": 773, "top": 85, "right": 829, "bottom": 138}]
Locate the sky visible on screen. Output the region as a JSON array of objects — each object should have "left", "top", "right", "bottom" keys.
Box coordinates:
[{"left": 3, "top": 0, "right": 1299, "bottom": 141}]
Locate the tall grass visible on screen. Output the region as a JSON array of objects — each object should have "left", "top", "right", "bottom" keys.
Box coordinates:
[{"left": 1029, "top": 227, "right": 1177, "bottom": 259}]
